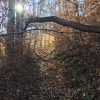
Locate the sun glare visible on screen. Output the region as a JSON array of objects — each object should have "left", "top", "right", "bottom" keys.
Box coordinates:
[{"left": 15, "top": 3, "right": 23, "bottom": 12}]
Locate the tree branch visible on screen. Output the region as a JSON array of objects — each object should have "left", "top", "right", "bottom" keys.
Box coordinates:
[
  {"left": 0, "top": 28, "right": 66, "bottom": 37},
  {"left": 23, "top": 16, "right": 100, "bottom": 33}
]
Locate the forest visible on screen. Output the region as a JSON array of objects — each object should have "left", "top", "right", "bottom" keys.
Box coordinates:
[{"left": 0, "top": 0, "right": 100, "bottom": 100}]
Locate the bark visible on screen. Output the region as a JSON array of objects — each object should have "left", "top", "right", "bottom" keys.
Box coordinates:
[{"left": 23, "top": 16, "right": 100, "bottom": 33}]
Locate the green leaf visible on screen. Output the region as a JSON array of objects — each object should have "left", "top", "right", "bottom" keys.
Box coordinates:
[
  {"left": 83, "top": 95, "right": 92, "bottom": 100},
  {"left": 74, "top": 89, "right": 82, "bottom": 97}
]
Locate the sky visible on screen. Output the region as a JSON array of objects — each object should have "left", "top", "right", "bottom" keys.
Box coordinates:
[{"left": 0, "top": 0, "right": 85, "bottom": 34}]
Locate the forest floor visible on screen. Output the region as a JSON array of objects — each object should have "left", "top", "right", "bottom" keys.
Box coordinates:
[
  {"left": 0, "top": 50, "right": 100, "bottom": 100},
  {"left": 0, "top": 53, "right": 68, "bottom": 100}
]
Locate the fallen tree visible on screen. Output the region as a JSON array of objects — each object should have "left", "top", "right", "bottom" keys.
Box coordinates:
[{"left": 23, "top": 16, "right": 100, "bottom": 33}]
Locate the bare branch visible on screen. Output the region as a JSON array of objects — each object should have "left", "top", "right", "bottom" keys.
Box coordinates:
[
  {"left": 23, "top": 16, "right": 100, "bottom": 33},
  {"left": 0, "top": 28, "right": 67, "bottom": 37}
]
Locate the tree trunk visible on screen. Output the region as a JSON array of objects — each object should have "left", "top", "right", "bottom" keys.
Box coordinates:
[{"left": 6, "top": 0, "right": 23, "bottom": 65}]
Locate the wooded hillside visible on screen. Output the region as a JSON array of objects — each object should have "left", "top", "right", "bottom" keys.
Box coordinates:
[{"left": 0, "top": 0, "right": 100, "bottom": 100}]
